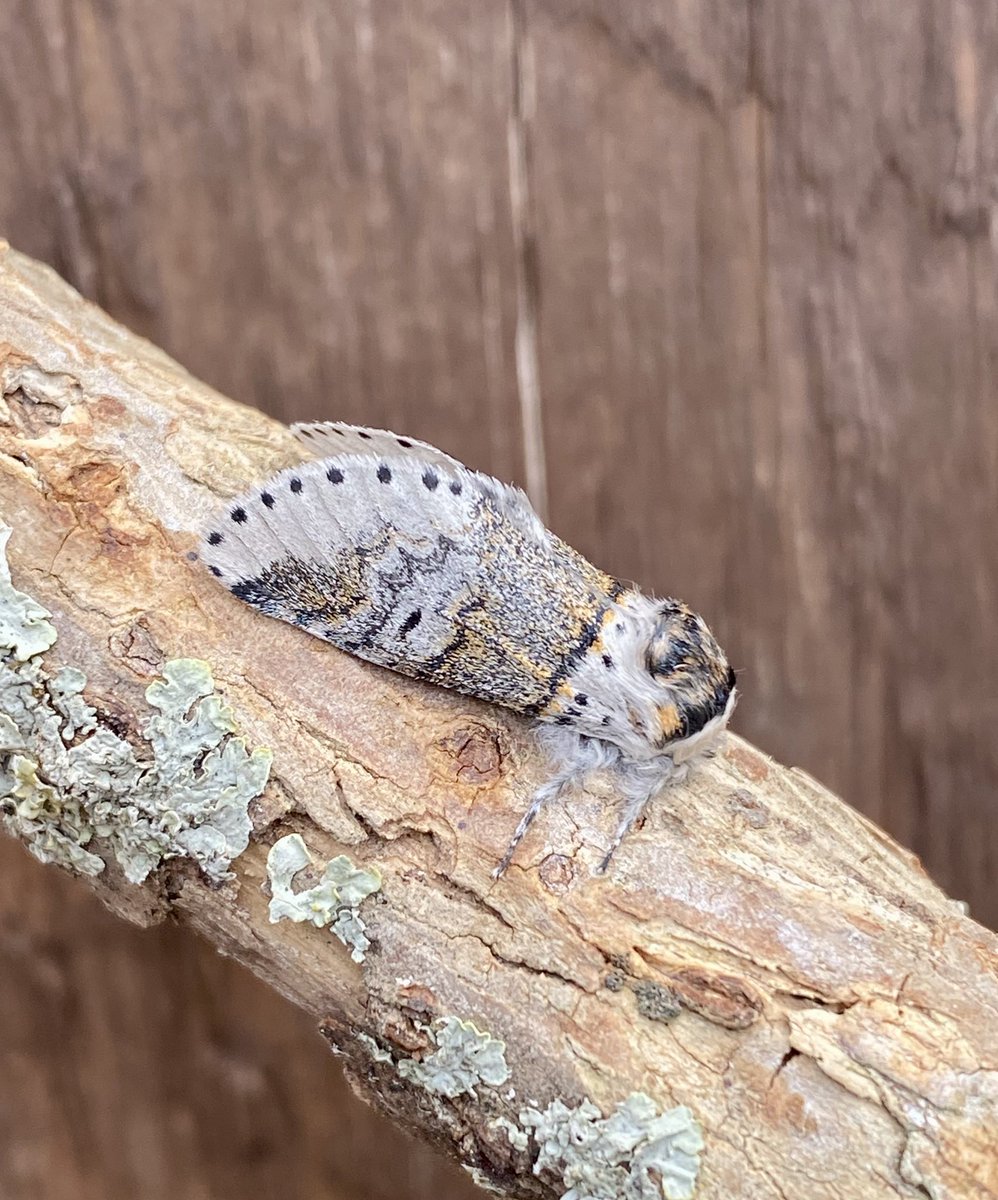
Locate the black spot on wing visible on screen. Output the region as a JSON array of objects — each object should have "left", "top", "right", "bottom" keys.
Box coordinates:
[
  {"left": 396, "top": 438, "right": 413, "bottom": 448},
  {"left": 422, "top": 470, "right": 439, "bottom": 490},
  {"left": 377, "top": 464, "right": 392, "bottom": 483},
  {"left": 290, "top": 478, "right": 303, "bottom": 493},
  {"left": 207, "top": 531, "right": 223, "bottom": 546},
  {"left": 229, "top": 575, "right": 297, "bottom": 619},
  {"left": 326, "top": 466, "right": 344, "bottom": 484},
  {"left": 449, "top": 480, "right": 463, "bottom": 495},
  {"left": 261, "top": 492, "right": 275, "bottom": 508},
  {"left": 231, "top": 507, "right": 247, "bottom": 524},
  {"left": 209, "top": 566, "right": 222, "bottom": 577},
  {"left": 357, "top": 431, "right": 371, "bottom": 440},
  {"left": 399, "top": 609, "right": 422, "bottom": 636},
  {"left": 230, "top": 577, "right": 268, "bottom": 606}
]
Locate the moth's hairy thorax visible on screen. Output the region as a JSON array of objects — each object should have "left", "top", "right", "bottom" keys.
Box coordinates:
[{"left": 538, "top": 590, "right": 734, "bottom": 769}]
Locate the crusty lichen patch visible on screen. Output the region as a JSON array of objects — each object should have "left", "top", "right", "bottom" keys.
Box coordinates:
[
  {"left": 632, "top": 979, "right": 683, "bottom": 1023},
  {"left": 0, "top": 527, "right": 58, "bottom": 661},
  {"left": 520, "top": 1093, "right": 704, "bottom": 1200},
  {"left": 397, "top": 1015, "right": 512, "bottom": 1099},
  {"left": 490, "top": 1114, "right": 529, "bottom": 1152},
  {"left": 354, "top": 1007, "right": 704, "bottom": 1198},
  {"left": 266, "top": 832, "right": 381, "bottom": 962},
  {"left": 356, "top": 1031, "right": 394, "bottom": 1064},
  {"left": 463, "top": 1165, "right": 505, "bottom": 1194},
  {"left": 0, "top": 525, "right": 272, "bottom": 881}
]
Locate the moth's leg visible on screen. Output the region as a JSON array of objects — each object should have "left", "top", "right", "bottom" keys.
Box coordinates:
[
  {"left": 597, "top": 761, "right": 687, "bottom": 873},
  {"left": 492, "top": 726, "right": 613, "bottom": 878},
  {"left": 596, "top": 782, "right": 659, "bottom": 873},
  {"left": 491, "top": 765, "right": 583, "bottom": 878}
]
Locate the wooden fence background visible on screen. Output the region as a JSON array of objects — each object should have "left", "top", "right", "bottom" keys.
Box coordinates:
[{"left": 1, "top": 2, "right": 995, "bottom": 1198}]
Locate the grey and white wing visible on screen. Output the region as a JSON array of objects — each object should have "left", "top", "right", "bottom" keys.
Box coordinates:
[
  {"left": 200, "top": 443, "right": 616, "bottom": 715},
  {"left": 292, "top": 421, "right": 464, "bottom": 472},
  {"left": 293, "top": 422, "right": 546, "bottom": 540}
]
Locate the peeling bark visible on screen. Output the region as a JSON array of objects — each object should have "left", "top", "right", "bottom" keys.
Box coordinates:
[{"left": 0, "top": 242, "right": 995, "bottom": 1199}]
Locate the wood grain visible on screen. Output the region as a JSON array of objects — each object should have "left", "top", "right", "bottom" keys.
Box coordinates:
[{"left": 0, "top": 2, "right": 996, "bottom": 1199}]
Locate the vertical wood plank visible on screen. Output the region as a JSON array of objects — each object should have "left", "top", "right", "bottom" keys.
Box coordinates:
[{"left": 0, "top": 0, "right": 527, "bottom": 481}]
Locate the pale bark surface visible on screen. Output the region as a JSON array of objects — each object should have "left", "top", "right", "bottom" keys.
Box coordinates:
[{"left": 1, "top": 244, "right": 996, "bottom": 1198}]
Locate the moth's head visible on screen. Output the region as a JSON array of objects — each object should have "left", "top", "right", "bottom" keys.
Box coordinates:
[{"left": 644, "top": 599, "right": 736, "bottom": 763}]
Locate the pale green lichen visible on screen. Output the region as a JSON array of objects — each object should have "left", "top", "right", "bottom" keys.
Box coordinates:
[
  {"left": 361, "top": 1001, "right": 702, "bottom": 1199},
  {"left": 266, "top": 833, "right": 381, "bottom": 963},
  {"left": 355, "top": 1032, "right": 394, "bottom": 1064},
  {"left": 0, "top": 525, "right": 272, "bottom": 881},
  {"left": 520, "top": 1093, "right": 704, "bottom": 1200},
  {"left": 48, "top": 667, "right": 97, "bottom": 739},
  {"left": 490, "top": 1114, "right": 529, "bottom": 1152},
  {"left": 0, "top": 527, "right": 58, "bottom": 661},
  {"left": 463, "top": 1165, "right": 505, "bottom": 1194},
  {"left": 397, "top": 1016, "right": 511, "bottom": 1099},
  {"left": 2, "top": 750, "right": 104, "bottom": 875}
]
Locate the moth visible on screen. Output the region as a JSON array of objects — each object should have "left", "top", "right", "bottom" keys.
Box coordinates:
[{"left": 201, "top": 423, "right": 736, "bottom": 876}]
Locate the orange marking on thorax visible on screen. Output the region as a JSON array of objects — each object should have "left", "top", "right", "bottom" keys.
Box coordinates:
[{"left": 657, "top": 703, "right": 682, "bottom": 741}]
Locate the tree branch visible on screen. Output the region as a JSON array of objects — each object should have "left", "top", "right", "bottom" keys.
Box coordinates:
[{"left": 0, "top": 241, "right": 995, "bottom": 1199}]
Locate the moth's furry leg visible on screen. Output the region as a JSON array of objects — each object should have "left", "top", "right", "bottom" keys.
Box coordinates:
[
  {"left": 492, "top": 767, "right": 579, "bottom": 878},
  {"left": 597, "top": 758, "right": 687, "bottom": 873},
  {"left": 492, "top": 725, "right": 620, "bottom": 878},
  {"left": 597, "top": 782, "right": 658, "bottom": 873}
]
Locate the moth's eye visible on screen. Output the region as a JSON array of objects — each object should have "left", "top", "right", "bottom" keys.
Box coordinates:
[{"left": 646, "top": 638, "right": 693, "bottom": 679}]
